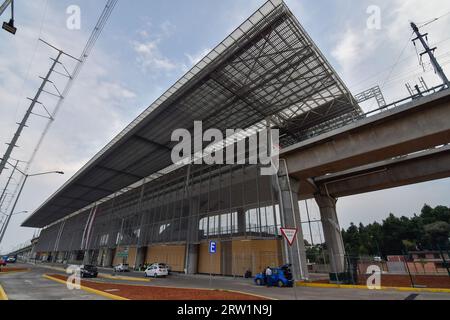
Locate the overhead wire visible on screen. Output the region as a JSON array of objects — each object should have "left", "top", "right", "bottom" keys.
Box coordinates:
[
  {"left": 417, "top": 11, "right": 450, "bottom": 28},
  {"left": 2, "top": 0, "right": 119, "bottom": 237},
  {"left": 8, "top": 0, "right": 49, "bottom": 140}
]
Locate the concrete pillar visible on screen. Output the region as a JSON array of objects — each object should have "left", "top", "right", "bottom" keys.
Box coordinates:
[
  {"left": 83, "top": 250, "right": 92, "bottom": 265},
  {"left": 185, "top": 197, "right": 200, "bottom": 274},
  {"left": 103, "top": 248, "right": 114, "bottom": 267},
  {"left": 97, "top": 250, "right": 104, "bottom": 266},
  {"left": 275, "top": 174, "right": 309, "bottom": 281},
  {"left": 135, "top": 247, "right": 146, "bottom": 270},
  {"left": 186, "top": 244, "right": 199, "bottom": 274},
  {"left": 314, "top": 193, "right": 346, "bottom": 283},
  {"left": 69, "top": 251, "right": 77, "bottom": 263},
  {"left": 237, "top": 208, "right": 246, "bottom": 235}
]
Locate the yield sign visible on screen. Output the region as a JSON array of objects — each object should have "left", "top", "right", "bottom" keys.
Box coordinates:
[{"left": 281, "top": 228, "right": 298, "bottom": 246}]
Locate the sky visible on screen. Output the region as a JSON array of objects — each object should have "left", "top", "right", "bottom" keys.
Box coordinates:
[{"left": 0, "top": 0, "right": 450, "bottom": 252}]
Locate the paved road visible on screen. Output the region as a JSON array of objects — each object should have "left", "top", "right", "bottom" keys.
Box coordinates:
[
  {"left": 0, "top": 264, "right": 107, "bottom": 300},
  {"left": 3, "top": 263, "right": 450, "bottom": 300},
  {"left": 92, "top": 265, "right": 450, "bottom": 300}
]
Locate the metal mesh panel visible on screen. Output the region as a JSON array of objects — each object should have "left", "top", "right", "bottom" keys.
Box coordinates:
[{"left": 24, "top": 0, "right": 361, "bottom": 229}]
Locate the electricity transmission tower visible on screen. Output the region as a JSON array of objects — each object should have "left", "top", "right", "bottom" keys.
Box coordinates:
[
  {"left": 0, "top": 0, "right": 119, "bottom": 247},
  {"left": 0, "top": 40, "right": 80, "bottom": 178},
  {"left": 411, "top": 22, "right": 450, "bottom": 88}
]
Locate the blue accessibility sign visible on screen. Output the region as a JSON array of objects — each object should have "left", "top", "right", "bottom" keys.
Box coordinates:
[{"left": 209, "top": 241, "right": 217, "bottom": 254}]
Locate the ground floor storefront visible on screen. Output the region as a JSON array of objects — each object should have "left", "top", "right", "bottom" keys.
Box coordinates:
[{"left": 38, "top": 238, "right": 284, "bottom": 277}]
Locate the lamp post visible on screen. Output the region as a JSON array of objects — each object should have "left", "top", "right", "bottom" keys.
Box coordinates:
[
  {"left": 0, "top": 210, "right": 28, "bottom": 237},
  {"left": 1, "top": 0, "right": 16, "bottom": 34},
  {"left": 0, "top": 169, "right": 64, "bottom": 245}
]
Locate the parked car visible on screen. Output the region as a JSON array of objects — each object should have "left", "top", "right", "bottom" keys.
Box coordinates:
[
  {"left": 66, "top": 264, "right": 98, "bottom": 278},
  {"left": 144, "top": 263, "right": 169, "bottom": 278},
  {"left": 80, "top": 265, "right": 98, "bottom": 278},
  {"left": 254, "top": 265, "right": 294, "bottom": 288},
  {"left": 157, "top": 263, "right": 172, "bottom": 275},
  {"left": 7, "top": 256, "right": 17, "bottom": 263},
  {"left": 0, "top": 258, "right": 7, "bottom": 267},
  {"left": 113, "top": 263, "right": 129, "bottom": 272},
  {"left": 145, "top": 262, "right": 172, "bottom": 274}
]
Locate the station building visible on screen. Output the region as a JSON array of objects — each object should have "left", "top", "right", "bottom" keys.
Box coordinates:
[{"left": 23, "top": 0, "right": 362, "bottom": 281}]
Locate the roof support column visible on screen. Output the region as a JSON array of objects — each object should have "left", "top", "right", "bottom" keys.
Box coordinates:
[
  {"left": 314, "top": 193, "right": 346, "bottom": 283},
  {"left": 185, "top": 197, "right": 200, "bottom": 274},
  {"left": 237, "top": 207, "right": 246, "bottom": 235},
  {"left": 275, "top": 162, "right": 309, "bottom": 281}
]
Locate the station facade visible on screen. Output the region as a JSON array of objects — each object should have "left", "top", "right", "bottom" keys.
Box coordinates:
[{"left": 24, "top": 0, "right": 362, "bottom": 281}]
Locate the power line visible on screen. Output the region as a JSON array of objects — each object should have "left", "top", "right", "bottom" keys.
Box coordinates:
[
  {"left": 1, "top": 1, "right": 120, "bottom": 243},
  {"left": 7, "top": 0, "right": 49, "bottom": 145},
  {"left": 417, "top": 11, "right": 450, "bottom": 28},
  {"left": 24, "top": 0, "right": 119, "bottom": 175}
]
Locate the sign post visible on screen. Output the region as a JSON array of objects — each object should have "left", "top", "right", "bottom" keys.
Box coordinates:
[
  {"left": 209, "top": 241, "right": 217, "bottom": 289},
  {"left": 281, "top": 228, "right": 299, "bottom": 301},
  {"left": 281, "top": 228, "right": 298, "bottom": 246}
]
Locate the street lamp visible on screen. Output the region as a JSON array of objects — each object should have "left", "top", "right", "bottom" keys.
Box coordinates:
[
  {"left": 0, "top": 168, "right": 64, "bottom": 244},
  {"left": 0, "top": 211, "right": 28, "bottom": 238},
  {"left": 1, "top": 0, "right": 16, "bottom": 35}
]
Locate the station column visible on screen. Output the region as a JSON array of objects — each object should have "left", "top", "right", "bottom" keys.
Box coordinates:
[
  {"left": 185, "top": 197, "right": 200, "bottom": 274},
  {"left": 237, "top": 208, "right": 246, "bottom": 235},
  {"left": 276, "top": 170, "right": 309, "bottom": 281},
  {"left": 314, "top": 193, "right": 346, "bottom": 283}
]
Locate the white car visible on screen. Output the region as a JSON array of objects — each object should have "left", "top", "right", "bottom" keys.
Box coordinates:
[
  {"left": 144, "top": 263, "right": 169, "bottom": 278},
  {"left": 114, "top": 263, "right": 129, "bottom": 272}
]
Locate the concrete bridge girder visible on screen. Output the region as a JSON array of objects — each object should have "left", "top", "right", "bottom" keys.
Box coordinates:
[{"left": 283, "top": 90, "right": 450, "bottom": 180}]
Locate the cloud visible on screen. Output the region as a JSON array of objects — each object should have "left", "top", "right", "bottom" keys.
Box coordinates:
[
  {"left": 132, "top": 40, "right": 177, "bottom": 72},
  {"left": 132, "top": 20, "right": 179, "bottom": 74},
  {"left": 185, "top": 48, "right": 211, "bottom": 66},
  {"left": 332, "top": 28, "right": 365, "bottom": 73}
]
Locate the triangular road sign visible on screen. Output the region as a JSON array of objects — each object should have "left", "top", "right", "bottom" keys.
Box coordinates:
[{"left": 281, "top": 228, "right": 298, "bottom": 246}]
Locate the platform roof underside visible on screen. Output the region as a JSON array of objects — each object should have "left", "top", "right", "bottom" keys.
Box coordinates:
[{"left": 23, "top": 0, "right": 361, "bottom": 228}]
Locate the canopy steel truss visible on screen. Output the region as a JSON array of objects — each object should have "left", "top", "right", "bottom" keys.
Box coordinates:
[{"left": 24, "top": 0, "right": 361, "bottom": 228}]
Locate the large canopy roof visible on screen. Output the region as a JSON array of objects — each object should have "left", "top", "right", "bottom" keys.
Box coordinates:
[{"left": 23, "top": 0, "right": 361, "bottom": 228}]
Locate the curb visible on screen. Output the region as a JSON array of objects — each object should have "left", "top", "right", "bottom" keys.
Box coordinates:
[
  {"left": 0, "top": 269, "right": 30, "bottom": 275},
  {"left": 43, "top": 274, "right": 129, "bottom": 300},
  {"left": 99, "top": 273, "right": 151, "bottom": 282},
  {"left": 296, "top": 281, "right": 450, "bottom": 294},
  {"left": 216, "top": 288, "right": 276, "bottom": 300},
  {"left": 0, "top": 284, "right": 8, "bottom": 300},
  {"left": 136, "top": 283, "right": 275, "bottom": 300}
]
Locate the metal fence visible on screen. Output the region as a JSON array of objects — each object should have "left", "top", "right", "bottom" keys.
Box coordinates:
[{"left": 306, "top": 250, "right": 450, "bottom": 288}]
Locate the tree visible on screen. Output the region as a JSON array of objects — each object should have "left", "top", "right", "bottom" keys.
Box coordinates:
[
  {"left": 424, "top": 221, "right": 450, "bottom": 248},
  {"left": 341, "top": 205, "right": 450, "bottom": 256}
]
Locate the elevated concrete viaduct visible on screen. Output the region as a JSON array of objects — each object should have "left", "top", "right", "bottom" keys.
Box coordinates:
[
  {"left": 278, "top": 89, "right": 450, "bottom": 281},
  {"left": 282, "top": 89, "right": 450, "bottom": 180}
]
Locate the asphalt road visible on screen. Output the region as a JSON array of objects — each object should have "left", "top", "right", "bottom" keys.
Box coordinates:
[
  {"left": 2, "top": 263, "right": 450, "bottom": 300},
  {"left": 0, "top": 264, "right": 107, "bottom": 300}
]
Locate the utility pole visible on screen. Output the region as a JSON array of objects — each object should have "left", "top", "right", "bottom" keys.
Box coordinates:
[
  {"left": 0, "top": 0, "right": 12, "bottom": 16},
  {"left": 0, "top": 170, "right": 64, "bottom": 245},
  {"left": 0, "top": 159, "right": 19, "bottom": 213},
  {"left": 0, "top": 175, "right": 28, "bottom": 244},
  {"left": 0, "top": 51, "right": 63, "bottom": 178},
  {"left": 0, "top": 38, "right": 80, "bottom": 179},
  {"left": 411, "top": 22, "right": 450, "bottom": 87}
]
